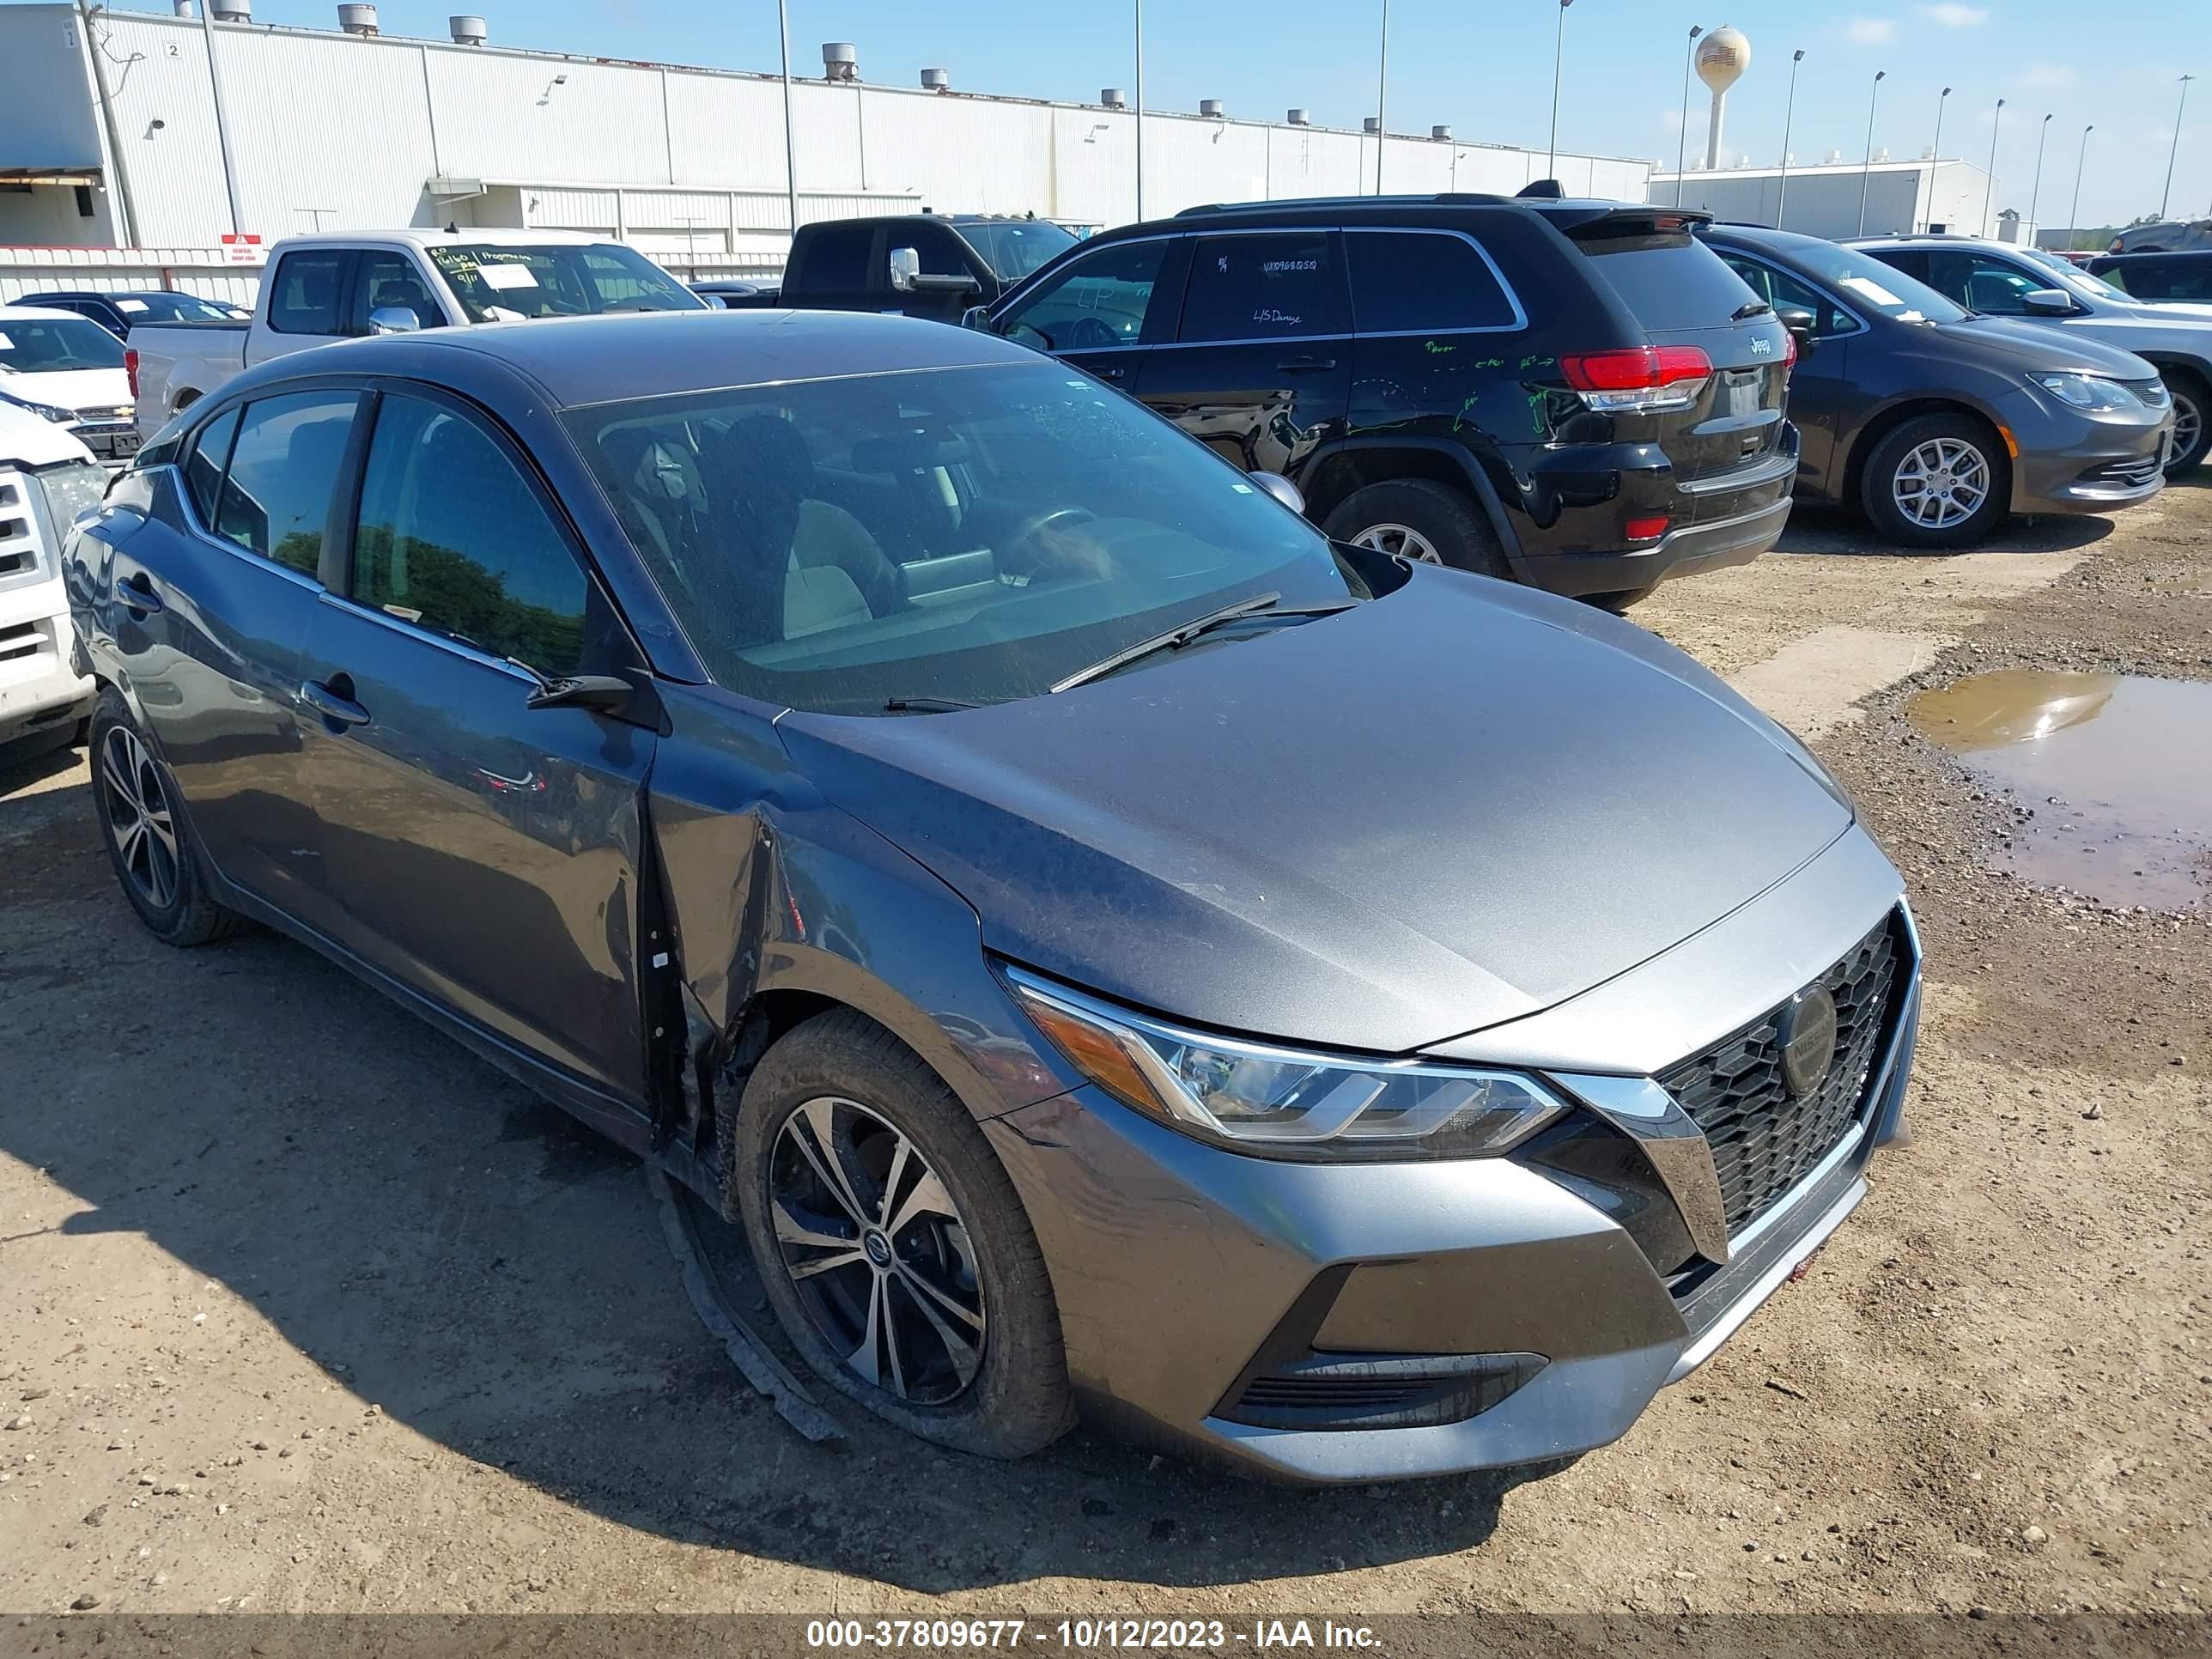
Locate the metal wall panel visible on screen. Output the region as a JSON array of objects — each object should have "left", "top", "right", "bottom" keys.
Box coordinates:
[
  {"left": 1655, "top": 162, "right": 1995, "bottom": 239},
  {"left": 0, "top": 5, "right": 103, "bottom": 170}
]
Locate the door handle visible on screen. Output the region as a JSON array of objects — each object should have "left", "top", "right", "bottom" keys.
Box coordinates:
[
  {"left": 300, "top": 678, "right": 370, "bottom": 728},
  {"left": 116, "top": 573, "right": 164, "bottom": 616},
  {"left": 1276, "top": 356, "right": 1337, "bottom": 373},
  {"left": 1096, "top": 365, "right": 1127, "bottom": 381}
]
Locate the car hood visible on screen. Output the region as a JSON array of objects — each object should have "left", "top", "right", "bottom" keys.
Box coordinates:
[
  {"left": 775, "top": 572, "right": 1854, "bottom": 1055},
  {"left": 1939, "top": 317, "right": 2163, "bottom": 377},
  {"left": 0, "top": 366, "right": 131, "bottom": 412}
]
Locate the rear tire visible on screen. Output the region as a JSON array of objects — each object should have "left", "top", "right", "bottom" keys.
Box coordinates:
[
  {"left": 88, "top": 689, "right": 248, "bottom": 947},
  {"left": 2161, "top": 368, "right": 2209, "bottom": 475},
  {"left": 1323, "top": 479, "right": 1511, "bottom": 580},
  {"left": 731, "top": 1010, "right": 1076, "bottom": 1460},
  {"left": 1858, "top": 413, "right": 2011, "bottom": 550},
  {"left": 1587, "top": 586, "right": 1656, "bottom": 615}
]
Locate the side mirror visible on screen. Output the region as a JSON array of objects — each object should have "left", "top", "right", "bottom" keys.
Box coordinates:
[
  {"left": 908, "top": 273, "right": 981, "bottom": 296},
  {"left": 524, "top": 672, "right": 662, "bottom": 729},
  {"left": 368, "top": 306, "right": 421, "bottom": 335},
  {"left": 887, "top": 247, "right": 921, "bottom": 293},
  {"left": 1776, "top": 307, "right": 1818, "bottom": 351},
  {"left": 1249, "top": 471, "right": 1306, "bottom": 516},
  {"left": 960, "top": 303, "right": 993, "bottom": 331},
  {"left": 2022, "top": 288, "right": 2076, "bottom": 316}
]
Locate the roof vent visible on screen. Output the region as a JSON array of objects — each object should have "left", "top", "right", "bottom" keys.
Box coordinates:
[
  {"left": 920, "top": 67, "right": 950, "bottom": 91},
  {"left": 1100, "top": 88, "right": 1127, "bottom": 108},
  {"left": 1363, "top": 116, "right": 1381, "bottom": 134},
  {"left": 211, "top": 0, "right": 251, "bottom": 17},
  {"left": 1875, "top": 147, "right": 1891, "bottom": 162},
  {"left": 1431, "top": 124, "right": 1452, "bottom": 141},
  {"left": 822, "top": 42, "right": 858, "bottom": 82},
  {"left": 1286, "top": 108, "right": 1310, "bottom": 125},
  {"left": 1199, "top": 99, "right": 1224, "bottom": 118},
  {"left": 337, "top": 3, "right": 379, "bottom": 36},
  {"left": 449, "top": 15, "right": 485, "bottom": 46},
  {"left": 172, "top": 2, "right": 197, "bottom": 18},
  {"left": 1825, "top": 149, "right": 1844, "bottom": 165}
]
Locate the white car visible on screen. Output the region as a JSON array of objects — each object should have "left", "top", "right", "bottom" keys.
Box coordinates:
[
  {"left": 0, "top": 304, "right": 138, "bottom": 463},
  {"left": 0, "top": 403, "right": 101, "bottom": 751}
]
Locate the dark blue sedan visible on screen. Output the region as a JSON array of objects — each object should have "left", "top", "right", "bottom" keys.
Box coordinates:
[{"left": 66, "top": 310, "right": 1917, "bottom": 1482}]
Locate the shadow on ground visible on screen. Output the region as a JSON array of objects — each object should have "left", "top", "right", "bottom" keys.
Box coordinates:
[
  {"left": 1, "top": 757, "right": 1540, "bottom": 1593},
  {"left": 1771, "top": 505, "right": 2119, "bottom": 558}
]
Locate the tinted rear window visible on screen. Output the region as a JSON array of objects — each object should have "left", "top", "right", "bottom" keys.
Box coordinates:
[
  {"left": 1346, "top": 230, "right": 1519, "bottom": 332},
  {"left": 1180, "top": 232, "right": 1349, "bottom": 343},
  {"left": 1581, "top": 235, "right": 1763, "bottom": 333}
]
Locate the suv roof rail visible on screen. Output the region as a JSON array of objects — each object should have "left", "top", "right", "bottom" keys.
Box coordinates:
[{"left": 1171, "top": 192, "right": 1511, "bottom": 218}]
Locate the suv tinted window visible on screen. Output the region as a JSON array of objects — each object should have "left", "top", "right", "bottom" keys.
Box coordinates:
[
  {"left": 1346, "top": 230, "right": 1518, "bottom": 332},
  {"left": 998, "top": 239, "right": 1170, "bottom": 351},
  {"left": 1581, "top": 234, "right": 1761, "bottom": 333},
  {"left": 1180, "top": 232, "right": 1349, "bottom": 343},
  {"left": 214, "top": 392, "right": 359, "bottom": 574},
  {"left": 182, "top": 405, "right": 240, "bottom": 525},
  {"left": 265, "top": 251, "right": 348, "bottom": 336},
  {"left": 351, "top": 394, "right": 587, "bottom": 676},
  {"left": 797, "top": 225, "right": 876, "bottom": 291}
]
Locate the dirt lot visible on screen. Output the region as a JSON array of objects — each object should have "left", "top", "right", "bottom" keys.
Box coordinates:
[{"left": 3, "top": 483, "right": 2208, "bottom": 1633}]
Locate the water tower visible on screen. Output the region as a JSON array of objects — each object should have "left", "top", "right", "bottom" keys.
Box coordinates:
[{"left": 1696, "top": 26, "right": 1751, "bottom": 170}]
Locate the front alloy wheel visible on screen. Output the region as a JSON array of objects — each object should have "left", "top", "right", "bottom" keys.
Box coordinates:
[
  {"left": 2166, "top": 377, "right": 2208, "bottom": 474},
  {"left": 769, "top": 1096, "right": 987, "bottom": 1405},
  {"left": 1891, "top": 435, "right": 1991, "bottom": 531},
  {"left": 100, "top": 723, "right": 179, "bottom": 912},
  {"left": 1348, "top": 522, "right": 1443, "bottom": 563}
]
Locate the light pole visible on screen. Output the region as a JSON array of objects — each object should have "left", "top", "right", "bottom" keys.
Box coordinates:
[
  {"left": 2028, "top": 112, "right": 2052, "bottom": 232},
  {"left": 2162, "top": 75, "right": 2196, "bottom": 220},
  {"left": 1374, "top": 0, "right": 1389, "bottom": 195},
  {"left": 2068, "top": 124, "right": 2094, "bottom": 247},
  {"left": 1133, "top": 0, "right": 1145, "bottom": 220},
  {"left": 1776, "top": 48, "right": 1804, "bottom": 228},
  {"left": 1547, "top": 0, "right": 1573, "bottom": 180},
  {"left": 1932, "top": 85, "right": 1951, "bottom": 162},
  {"left": 776, "top": 0, "right": 798, "bottom": 240},
  {"left": 1857, "top": 70, "right": 1887, "bottom": 236},
  {"left": 1984, "top": 98, "right": 2004, "bottom": 234},
  {"left": 1674, "top": 24, "right": 1703, "bottom": 207}
]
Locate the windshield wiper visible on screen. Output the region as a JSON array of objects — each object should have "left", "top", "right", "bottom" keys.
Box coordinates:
[
  {"left": 883, "top": 696, "right": 979, "bottom": 714},
  {"left": 1050, "top": 592, "right": 1356, "bottom": 694}
]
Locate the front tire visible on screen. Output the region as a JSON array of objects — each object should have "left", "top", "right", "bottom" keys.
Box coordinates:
[
  {"left": 2161, "top": 369, "right": 2208, "bottom": 475},
  {"left": 1323, "top": 478, "right": 1511, "bottom": 579},
  {"left": 730, "top": 1011, "right": 1075, "bottom": 1460},
  {"left": 1859, "top": 413, "right": 2010, "bottom": 550},
  {"left": 88, "top": 689, "right": 247, "bottom": 947}
]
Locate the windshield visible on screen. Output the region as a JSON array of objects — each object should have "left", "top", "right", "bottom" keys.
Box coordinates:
[
  {"left": 425, "top": 244, "right": 704, "bottom": 322},
  {"left": 2018, "top": 250, "right": 2133, "bottom": 305},
  {"left": 0, "top": 315, "right": 128, "bottom": 373},
  {"left": 957, "top": 220, "right": 1079, "bottom": 282},
  {"left": 1796, "top": 242, "right": 1968, "bottom": 325},
  {"left": 567, "top": 361, "right": 1373, "bottom": 715}
]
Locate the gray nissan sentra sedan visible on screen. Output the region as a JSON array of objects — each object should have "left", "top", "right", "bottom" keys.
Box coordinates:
[{"left": 68, "top": 310, "right": 1921, "bottom": 1483}]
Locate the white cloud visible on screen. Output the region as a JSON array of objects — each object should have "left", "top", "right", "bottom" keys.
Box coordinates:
[
  {"left": 1662, "top": 108, "right": 1685, "bottom": 133},
  {"left": 1919, "top": 3, "right": 1990, "bottom": 24},
  {"left": 2021, "top": 62, "right": 2077, "bottom": 89},
  {"left": 1844, "top": 16, "right": 1900, "bottom": 45}
]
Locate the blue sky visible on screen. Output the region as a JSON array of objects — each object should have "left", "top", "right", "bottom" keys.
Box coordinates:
[{"left": 63, "top": 1, "right": 2210, "bottom": 227}]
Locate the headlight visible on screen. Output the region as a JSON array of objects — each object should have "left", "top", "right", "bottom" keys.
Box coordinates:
[
  {"left": 0, "top": 389, "right": 80, "bottom": 424},
  {"left": 2029, "top": 373, "right": 2136, "bottom": 412},
  {"left": 1003, "top": 968, "right": 1567, "bottom": 1161}
]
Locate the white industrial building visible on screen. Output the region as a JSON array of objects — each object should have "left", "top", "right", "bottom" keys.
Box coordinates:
[
  {"left": 1648, "top": 158, "right": 2008, "bottom": 242},
  {"left": 0, "top": 1, "right": 1652, "bottom": 283}
]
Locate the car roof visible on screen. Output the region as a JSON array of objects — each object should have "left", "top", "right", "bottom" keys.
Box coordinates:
[
  {"left": 265, "top": 308, "right": 1042, "bottom": 409},
  {"left": 1842, "top": 234, "right": 2021, "bottom": 252},
  {"left": 0, "top": 303, "right": 89, "bottom": 322},
  {"left": 1698, "top": 223, "right": 1837, "bottom": 255},
  {"left": 272, "top": 228, "right": 608, "bottom": 251}
]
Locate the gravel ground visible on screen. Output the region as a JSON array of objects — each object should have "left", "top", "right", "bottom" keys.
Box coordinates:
[{"left": 2, "top": 482, "right": 2208, "bottom": 1633}]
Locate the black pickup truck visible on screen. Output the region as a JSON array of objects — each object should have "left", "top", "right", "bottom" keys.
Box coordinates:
[{"left": 719, "top": 214, "right": 1081, "bottom": 321}]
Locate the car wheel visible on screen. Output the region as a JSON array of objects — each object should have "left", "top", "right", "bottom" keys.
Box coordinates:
[
  {"left": 1323, "top": 479, "right": 1511, "bottom": 580},
  {"left": 1587, "top": 586, "right": 1656, "bottom": 615},
  {"left": 88, "top": 689, "right": 247, "bottom": 947},
  {"left": 2161, "top": 369, "right": 2209, "bottom": 475},
  {"left": 731, "top": 1010, "right": 1076, "bottom": 1459},
  {"left": 1859, "top": 414, "right": 2010, "bottom": 550}
]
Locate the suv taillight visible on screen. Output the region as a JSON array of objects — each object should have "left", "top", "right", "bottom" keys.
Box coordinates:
[
  {"left": 125, "top": 347, "right": 139, "bottom": 401},
  {"left": 1559, "top": 345, "right": 1712, "bottom": 412}
]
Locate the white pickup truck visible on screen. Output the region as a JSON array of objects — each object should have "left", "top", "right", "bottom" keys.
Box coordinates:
[
  {"left": 130, "top": 228, "right": 706, "bottom": 440},
  {"left": 0, "top": 403, "right": 102, "bottom": 752}
]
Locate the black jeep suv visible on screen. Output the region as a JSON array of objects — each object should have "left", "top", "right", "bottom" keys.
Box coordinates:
[{"left": 975, "top": 192, "right": 1799, "bottom": 608}]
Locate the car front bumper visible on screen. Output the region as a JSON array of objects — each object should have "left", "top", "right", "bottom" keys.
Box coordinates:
[
  {"left": 983, "top": 837, "right": 1919, "bottom": 1484},
  {"left": 2009, "top": 407, "right": 2172, "bottom": 514}
]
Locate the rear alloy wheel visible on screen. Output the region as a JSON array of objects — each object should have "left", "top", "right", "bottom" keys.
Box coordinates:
[
  {"left": 732, "top": 1011, "right": 1075, "bottom": 1458},
  {"left": 1859, "top": 414, "right": 2010, "bottom": 550},
  {"left": 2162, "top": 370, "right": 2208, "bottom": 475},
  {"left": 1323, "top": 479, "right": 1511, "bottom": 580},
  {"left": 88, "top": 689, "right": 247, "bottom": 947}
]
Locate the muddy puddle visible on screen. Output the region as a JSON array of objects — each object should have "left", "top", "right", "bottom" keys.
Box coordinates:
[{"left": 1907, "top": 668, "right": 2212, "bottom": 910}]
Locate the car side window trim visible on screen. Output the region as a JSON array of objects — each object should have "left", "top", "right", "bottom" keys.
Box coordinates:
[
  {"left": 1343, "top": 227, "right": 1531, "bottom": 337},
  {"left": 165, "top": 387, "right": 353, "bottom": 592},
  {"left": 264, "top": 247, "right": 357, "bottom": 337},
  {"left": 318, "top": 377, "right": 640, "bottom": 682},
  {"left": 1717, "top": 251, "right": 1869, "bottom": 339}
]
